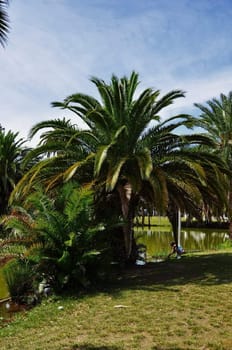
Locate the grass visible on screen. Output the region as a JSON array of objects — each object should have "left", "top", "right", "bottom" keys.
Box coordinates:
[{"left": 0, "top": 250, "right": 232, "bottom": 350}]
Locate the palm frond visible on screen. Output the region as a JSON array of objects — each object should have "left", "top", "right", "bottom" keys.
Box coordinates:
[{"left": 0, "top": 0, "right": 9, "bottom": 47}]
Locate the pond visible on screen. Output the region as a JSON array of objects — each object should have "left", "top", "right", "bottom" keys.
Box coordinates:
[
  {"left": 0, "top": 267, "right": 10, "bottom": 321},
  {"left": 0, "top": 266, "right": 29, "bottom": 321},
  {"left": 135, "top": 227, "right": 230, "bottom": 260},
  {"left": 0, "top": 267, "right": 9, "bottom": 300}
]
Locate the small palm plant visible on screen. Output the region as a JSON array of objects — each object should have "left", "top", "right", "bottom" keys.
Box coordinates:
[{"left": 2, "top": 181, "right": 110, "bottom": 296}]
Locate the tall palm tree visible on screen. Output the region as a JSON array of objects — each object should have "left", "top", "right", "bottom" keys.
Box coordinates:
[
  {"left": 17, "top": 73, "right": 186, "bottom": 258},
  {"left": 14, "top": 73, "right": 227, "bottom": 261},
  {"left": 0, "top": 0, "right": 9, "bottom": 47},
  {"left": 195, "top": 92, "right": 232, "bottom": 234}
]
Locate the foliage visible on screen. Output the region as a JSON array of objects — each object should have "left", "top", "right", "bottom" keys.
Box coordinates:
[
  {"left": 0, "top": 128, "right": 28, "bottom": 220},
  {"left": 195, "top": 92, "right": 232, "bottom": 166},
  {"left": 10, "top": 73, "right": 229, "bottom": 261},
  {"left": 2, "top": 182, "right": 112, "bottom": 293},
  {"left": 195, "top": 92, "right": 232, "bottom": 229}
]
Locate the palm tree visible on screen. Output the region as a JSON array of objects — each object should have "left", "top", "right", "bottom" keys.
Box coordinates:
[
  {"left": 195, "top": 92, "right": 232, "bottom": 234},
  {"left": 0, "top": 0, "right": 9, "bottom": 47},
  {"left": 14, "top": 73, "right": 227, "bottom": 262},
  {"left": 17, "top": 73, "right": 186, "bottom": 259},
  {"left": 0, "top": 128, "right": 27, "bottom": 217}
]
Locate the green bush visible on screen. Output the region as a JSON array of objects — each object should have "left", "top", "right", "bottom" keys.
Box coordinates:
[{"left": 2, "top": 182, "right": 114, "bottom": 295}]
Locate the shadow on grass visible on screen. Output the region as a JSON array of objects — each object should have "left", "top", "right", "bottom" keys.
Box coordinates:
[
  {"left": 151, "top": 347, "right": 192, "bottom": 350},
  {"left": 61, "top": 252, "right": 232, "bottom": 300},
  {"left": 72, "top": 344, "right": 121, "bottom": 350},
  {"left": 71, "top": 343, "right": 203, "bottom": 350},
  {"left": 109, "top": 252, "right": 232, "bottom": 291}
]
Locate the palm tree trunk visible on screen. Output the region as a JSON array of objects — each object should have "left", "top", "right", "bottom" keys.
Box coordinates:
[
  {"left": 167, "top": 202, "right": 178, "bottom": 244},
  {"left": 117, "top": 182, "right": 137, "bottom": 262},
  {"left": 142, "top": 208, "right": 145, "bottom": 228},
  {"left": 229, "top": 180, "right": 232, "bottom": 238}
]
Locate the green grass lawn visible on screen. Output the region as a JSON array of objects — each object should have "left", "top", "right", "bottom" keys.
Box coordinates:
[{"left": 1, "top": 250, "right": 232, "bottom": 350}]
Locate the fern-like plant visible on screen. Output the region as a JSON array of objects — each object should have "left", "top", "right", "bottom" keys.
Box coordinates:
[{"left": 2, "top": 182, "right": 110, "bottom": 293}]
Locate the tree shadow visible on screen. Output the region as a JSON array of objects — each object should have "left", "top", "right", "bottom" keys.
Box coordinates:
[
  {"left": 71, "top": 344, "right": 121, "bottom": 350},
  {"left": 61, "top": 252, "right": 232, "bottom": 299},
  {"left": 151, "top": 347, "right": 192, "bottom": 350},
  {"left": 101, "top": 252, "right": 232, "bottom": 294}
]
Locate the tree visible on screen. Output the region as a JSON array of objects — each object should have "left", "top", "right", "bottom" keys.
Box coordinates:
[
  {"left": 17, "top": 73, "right": 186, "bottom": 259},
  {"left": 195, "top": 92, "right": 232, "bottom": 234},
  {"left": 0, "top": 0, "right": 9, "bottom": 47},
  {"left": 13, "top": 73, "right": 228, "bottom": 262},
  {"left": 0, "top": 128, "right": 27, "bottom": 217}
]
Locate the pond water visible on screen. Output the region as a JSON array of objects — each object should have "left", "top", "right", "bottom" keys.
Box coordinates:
[
  {"left": 0, "top": 267, "right": 28, "bottom": 321},
  {"left": 135, "top": 227, "right": 230, "bottom": 260},
  {"left": 0, "top": 268, "right": 9, "bottom": 299},
  {"left": 0, "top": 267, "right": 10, "bottom": 320}
]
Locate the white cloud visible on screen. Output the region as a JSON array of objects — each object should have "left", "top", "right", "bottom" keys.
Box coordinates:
[{"left": 0, "top": 0, "right": 232, "bottom": 146}]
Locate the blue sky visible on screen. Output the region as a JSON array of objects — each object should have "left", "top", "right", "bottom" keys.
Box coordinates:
[{"left": 1, "top": 0, "right": 232, "bottom": 146}]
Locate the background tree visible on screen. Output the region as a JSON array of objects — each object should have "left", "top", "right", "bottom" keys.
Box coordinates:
[
  {"left": 0, "top": 128, "right": 27, "bottom": 218},
  {"left": 195, "top": 92, "right": 232, "bottom": 235}
]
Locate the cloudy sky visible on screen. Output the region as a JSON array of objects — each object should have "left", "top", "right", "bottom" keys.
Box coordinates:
[{"left": 1, "top": 0, "right": 232, "bottom": 146}]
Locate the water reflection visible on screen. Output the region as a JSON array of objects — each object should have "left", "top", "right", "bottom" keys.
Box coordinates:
[
  {"left": 135, "top": 228, "right": 229, "bottom": 259},
  {"left": 0, "top": 299, "right": 26, "bottom": 322}
]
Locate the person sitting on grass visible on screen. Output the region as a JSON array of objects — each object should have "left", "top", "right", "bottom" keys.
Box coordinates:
[{"left": 168, "top": 241, "right": 185, "bottom": 259}]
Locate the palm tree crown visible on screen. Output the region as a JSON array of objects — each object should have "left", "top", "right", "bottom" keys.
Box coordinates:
[
  {"left": 195, "top": 92, "right": 232, "bottom": 233},
  {"left": 195, "top": 92, "right": 232, "bottom": 167}
]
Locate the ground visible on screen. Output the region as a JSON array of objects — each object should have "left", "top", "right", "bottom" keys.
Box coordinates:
[{"left": 0, "top": 250, "right": 232, "bottom": 350}]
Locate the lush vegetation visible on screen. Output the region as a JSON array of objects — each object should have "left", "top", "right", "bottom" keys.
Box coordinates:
[
  {"left": 1, "top": 250, "right": 232, "bottom": 350},
  {"left": 0, "top": 72, "right": 231, "bottom": 307},
  {"left": 1, "top": 182, "right": 114, "bottom": 303}
]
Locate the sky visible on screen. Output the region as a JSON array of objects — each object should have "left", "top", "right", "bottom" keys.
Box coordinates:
[{"left": 1, "top": 0, "right": 232, "bottom": 146}]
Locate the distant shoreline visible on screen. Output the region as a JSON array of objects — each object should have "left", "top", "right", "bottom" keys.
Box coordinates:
[{"left": 135, "top": 221, "right": 229, "bottom": 230}]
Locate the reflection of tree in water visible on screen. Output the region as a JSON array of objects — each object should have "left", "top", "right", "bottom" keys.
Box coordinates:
[
  {"left": 135, "top": 230, "right": 173, "bottom": 258},
  {"left": 182, "top": 230, "right": 229, "bottom": 251},
  {"left": 135, "top": 229, "right": 229, "bottom": 258}
]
